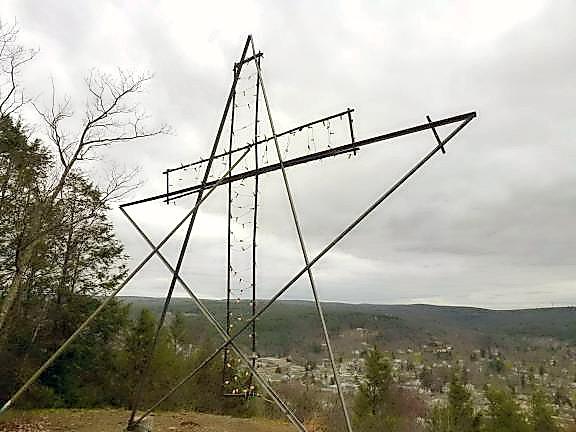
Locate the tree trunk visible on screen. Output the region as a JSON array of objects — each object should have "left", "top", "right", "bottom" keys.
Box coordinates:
[
  {"left": 0, "top": 160, "right": 14, "bottom": 215},
  {"left": 56, "top": 225, "right": 74, "bottom": 305},
  {"left": 0, "top": 264, "right": 24, "bottom": 335},
  {"left": 0, "top": 228, "right": 35, "bottom": 335}
]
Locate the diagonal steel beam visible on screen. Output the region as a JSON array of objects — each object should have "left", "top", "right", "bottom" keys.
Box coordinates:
[
  {"left": 426, "top": 115, "right": 445, "bottom": 154},
  {"left": 120, "top": 208, "right": 307, "bottom": 431}
]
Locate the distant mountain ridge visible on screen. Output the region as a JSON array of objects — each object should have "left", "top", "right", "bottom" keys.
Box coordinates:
[{"left": 118, "top": 296, "right": 576, "bottom": 357}]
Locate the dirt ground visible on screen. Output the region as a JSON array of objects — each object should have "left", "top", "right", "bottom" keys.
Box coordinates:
[{"left": 0, "top": 409, "right": 296, "bottom": 432}]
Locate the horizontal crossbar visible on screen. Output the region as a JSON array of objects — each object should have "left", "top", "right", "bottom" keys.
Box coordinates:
[
  {"left": 122, "top": 111, "right": 476, "bottom": 208},
  {"left": 163, "top": 108, "right": 355, "bottom": 174},
  {"left": 234, "top": 52, "right": 263, "bottom": 70}
]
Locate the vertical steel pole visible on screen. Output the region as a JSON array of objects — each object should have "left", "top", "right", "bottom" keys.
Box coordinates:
[
  {"left": 250, "top": 39, "right": 354, "bottom": 432},
  {"left": 128, "top": 35, "right": 253, "bottom": 428},
  {"left": 165, "top": 171, "right": 170, "bottom": 204},
  {"left": 347, "top": 108, "right": 355, "bottom": 144},
  {"left": 250, "top": 56, "right": 260, "bottom": 392},
  {"left": 222, "top": 82, "right": 236, "bottom": 393}
]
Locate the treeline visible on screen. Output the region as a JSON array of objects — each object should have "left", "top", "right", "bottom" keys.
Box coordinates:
[
  {"left": 0, "top": 18, "right": 172, "bottom": 414},
  {"left": 0, "top": 114, "right": 249, "bottom": 414},
  {"left": 0, "top": 114, "right": 129, "bottom": 404},
  {"left": 0, "top": 18, "right": 165, "bottom": 339}
]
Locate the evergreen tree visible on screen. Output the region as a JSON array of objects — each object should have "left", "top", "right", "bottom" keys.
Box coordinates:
[
  {"left": 353, "top": 347, "right": 396, "bottom": 431},
  {"left": 40, "top": 298, "right": 130, "bottom": 407},
  {"left": 0, "top": 117, "right": 129, "bottom": 407},
  {"left": 355, "top": 347, "right": 392, "bottom": 416},
  {"left": 426, "top": 370, "right": 480, "bottom": 432},
  {"left": 0, "top": 43, "right": 165, "bottom": 335},
  {"left": 530, "top": 389, "right": 559, "bottom": 432},
  {"left": 124, "top": 308, "right": 157, "bottom": 408},
  {"left": 483, "top": 387, "right": 530, "bottom": 432},
  {"left": 447, "top": 371, "right": 480, "bottom": 431}
]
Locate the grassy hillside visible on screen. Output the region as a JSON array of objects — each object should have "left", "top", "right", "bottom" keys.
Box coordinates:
[{"left": 0, "top": 409, "right": 294, "bottom": 432}]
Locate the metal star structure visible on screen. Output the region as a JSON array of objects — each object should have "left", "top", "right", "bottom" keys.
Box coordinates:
[{"left": 1, "top": 36, "right": 476, "bottom": 432}]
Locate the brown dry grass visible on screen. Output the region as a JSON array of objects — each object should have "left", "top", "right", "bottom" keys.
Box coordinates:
[{"left": 0, "top": 409, "right": 296, "bottom": 432}]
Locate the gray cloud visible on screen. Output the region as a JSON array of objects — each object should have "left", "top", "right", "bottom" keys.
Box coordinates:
[{"left": 4, "top": 0, "right": 575, "bottom": 308}]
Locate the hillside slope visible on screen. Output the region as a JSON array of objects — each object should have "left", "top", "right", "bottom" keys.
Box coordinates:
[{"left": 121, "top": 297, "right": 576, "bottom": 356}]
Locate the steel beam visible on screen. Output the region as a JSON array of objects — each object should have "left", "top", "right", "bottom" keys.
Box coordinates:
[
  {"left": 123, "top": 111, "right": 476, "bottom": 208},
  {"left": 162, "top": 108, "right": 355, "bottom": 175}
]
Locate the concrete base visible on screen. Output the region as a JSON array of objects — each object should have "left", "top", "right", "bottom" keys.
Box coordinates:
[{"left": 126, "top": 417, "right": 154, "bottom": 432}]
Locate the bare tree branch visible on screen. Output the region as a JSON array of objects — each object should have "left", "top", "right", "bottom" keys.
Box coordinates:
[
  {"left": 32, "top": 79, "right": 73, "bottom": 168},
  {"left": 32, "top": 68, "right": 168, "bottom": 204},
  {"left": 0, "top": 19, "right": 37, "bottom": 117},
  {"left": 0, "top": 25, "right": 168, "bottom": 332},
  {"left": 100, "top": 165, "right": 142, "bottom": 203}
]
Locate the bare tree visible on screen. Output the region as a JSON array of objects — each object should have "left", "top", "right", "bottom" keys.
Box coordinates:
[
  {"left": 0, "top": 20, "right": 36, "bottom": 117},
  {"left": 0, "top": 59, "right": 167, "bottom": 334}
]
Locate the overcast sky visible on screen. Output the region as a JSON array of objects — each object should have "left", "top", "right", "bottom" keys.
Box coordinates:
[{"left": 4, "top": 0, "right": 575, "bottom": 309}]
